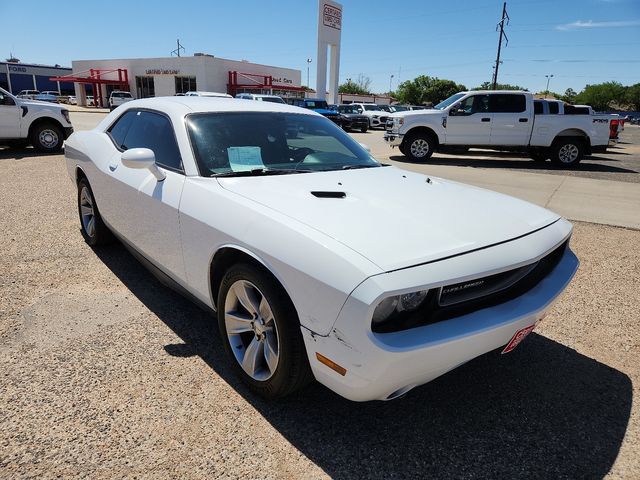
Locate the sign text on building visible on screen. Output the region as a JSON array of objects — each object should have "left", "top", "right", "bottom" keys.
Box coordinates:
[
  {"left": 322, "top": 3, "right": 342, "bottom": 30},
  {"left": 145, "top": 69, "right": 180, "bottom": 75}
]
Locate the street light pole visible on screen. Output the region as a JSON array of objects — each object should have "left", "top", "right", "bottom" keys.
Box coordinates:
[
  {"left": 545, "top": 74, "right": 554, "bottom": 98},
  {"left": 389, "top": 74, "right": 394, "bottom": 93},
  {"left": 306, "top": 58, "right": 312, "bottom": 89}
]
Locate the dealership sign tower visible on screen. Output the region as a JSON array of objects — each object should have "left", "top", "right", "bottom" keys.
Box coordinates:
[{"left": 316, "top": 0, "right": 342, "bottom": 104}]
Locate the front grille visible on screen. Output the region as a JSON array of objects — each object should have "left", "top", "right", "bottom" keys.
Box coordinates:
[
  {"left": 372, "top": 240, "right": 568, "bottom": 333},
  {"left": 379, "top": 116, "right": 388, "bottom": 123}
]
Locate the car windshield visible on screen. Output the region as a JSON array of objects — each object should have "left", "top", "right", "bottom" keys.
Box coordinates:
[
  {"left": 339, "top": 105, "right": 359, "bottom": 114},
  {"left": 259, "top": 97, "right": 285, "bottom": 104},
  {"left": 434, "top": 93, "right": 466, "bottom": 110},
  {"left": 391, "top": 106, "right": 408, "bottom": 112},
  {"left": 187, "top": 112, "right": 380, "bottom": 176},
  {"left": 112, "top": 92, "right": 131, "bottom": 98},
  {"left": 363, "top": 105, "right": 381, "bottom": 111}
]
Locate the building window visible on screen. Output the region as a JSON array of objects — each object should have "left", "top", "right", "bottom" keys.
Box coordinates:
[
  {"left": 136, "top": 76, "right": 155, "bottom": 98},
  {"left": 175, "top": 76, "right": 196, "bottom": 94}
]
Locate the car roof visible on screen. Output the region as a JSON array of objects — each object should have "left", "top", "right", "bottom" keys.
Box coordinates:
[{"left": 107, "top": 96, "right": 320, "bottom": 117}]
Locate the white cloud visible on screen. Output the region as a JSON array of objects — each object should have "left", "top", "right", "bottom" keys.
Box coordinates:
[{"left": 557, "top": 19, "right": 640, "bottom": 30}]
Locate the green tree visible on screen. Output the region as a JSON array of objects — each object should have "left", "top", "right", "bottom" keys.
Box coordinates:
[
  {"left": 625, "top": 83, "right": 640, "bottom": 111},
  {"left": 472, "top": 81, "right": 528, "bottom": 91},
  {"left": 562, "top": 88, "right": 577, "bottom": 103},
  {"left": 395, "top": 75, "right": 466, "bottom": 105},
  {"left": 575, "top": 82, "right": 626, "bottom": 111},
  {"left": 338, "top": 74, "right": 372, "bottom": 95}
]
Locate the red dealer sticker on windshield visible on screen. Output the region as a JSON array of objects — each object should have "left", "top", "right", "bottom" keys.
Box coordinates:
[{"left": 502, "top": 324, "right": 537, "bottom": 354}]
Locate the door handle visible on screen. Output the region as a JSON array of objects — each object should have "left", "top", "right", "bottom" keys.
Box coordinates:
[
  {"left": 481, "top": 117, "right": 491, "bottom": 122},
  {"left": 519, "top": 118, "right": 528, "bottom": 122}
]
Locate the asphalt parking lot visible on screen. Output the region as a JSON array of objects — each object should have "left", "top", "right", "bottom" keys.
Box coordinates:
[{"left": 1, "top": 114, "right": 639, "bottom": 478}]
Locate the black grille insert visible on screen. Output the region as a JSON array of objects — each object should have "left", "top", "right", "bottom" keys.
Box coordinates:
[{"left": 372, "top": 240, "right": 568, "bottom": 333}]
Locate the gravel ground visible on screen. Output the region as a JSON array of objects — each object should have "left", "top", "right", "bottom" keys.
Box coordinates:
[{"left": 0, "top": 150, "right": 639, "bottom": 479}]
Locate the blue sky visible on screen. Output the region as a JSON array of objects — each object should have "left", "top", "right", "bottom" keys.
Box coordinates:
[{"left": 2, "top": 0, "right": 639, "bottom": 94}]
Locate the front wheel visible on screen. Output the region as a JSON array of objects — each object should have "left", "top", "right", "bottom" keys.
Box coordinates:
[
  {"left": 551, "top": 138, "right": 584, "bottom": 167},
  {"left": 360, "top": 127, "right": 368, "bottom": 133},
  {"left": 217, "top": 263, "right": 312, "bottom": 399},
  {"left": 30, "top": 122, "right": 63, "bottom": 153},
  {"left": 404, "top": 132, "right": 436, "bottom": 161}
]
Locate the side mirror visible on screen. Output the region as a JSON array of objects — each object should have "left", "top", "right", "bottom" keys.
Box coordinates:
[
  {"left": 359, "top": 142, "right": 371, "bottom": 153},
  {"left": 121, "top": 148, "right": 166, "bottom": 181}
]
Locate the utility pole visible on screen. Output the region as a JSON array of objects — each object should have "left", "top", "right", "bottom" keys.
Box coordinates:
[
  {"left": 171, "top": 39, "right": 185, "bottom": 57},
  {"left": 307, "top": 58, "right": 312, "bottom": 88},
  {"left": 492, "top": 2, "right": 509, "bottom": 90}
]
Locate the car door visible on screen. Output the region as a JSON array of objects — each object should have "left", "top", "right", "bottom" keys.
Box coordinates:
[
  {"left": 489, "top": 93, "right": 531, "bottom": 146},
  {"left": 0, "top": 90, "right": 21, "bottom": 139},
  {"left": 445, "top": 94, "right": 492, "bottom": 145},
  {"left": 105, "top": 109, "right": 187, "bottom": 281}
]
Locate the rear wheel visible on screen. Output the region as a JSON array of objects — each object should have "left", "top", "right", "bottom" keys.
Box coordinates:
[
  {"left": 77, "top": 178, "right": 113, "bottom": 246},
  {"left": 551, "top": 138, "right": 584, "bottom": 167},
  {"left": 217, "top": 263, "right": 312, "bottom": 399},
  {"left": 404, "top": 132, "right": 436, "bottom": 161}
]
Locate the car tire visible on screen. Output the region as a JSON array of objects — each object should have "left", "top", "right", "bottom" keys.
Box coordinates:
[
  {"left": 77, "top": 178, "right": 113, "bottom": 246},
  {"left": 550, "top": 138, "right": 584, "bottom": 167},
  {"left": 360, "top": 127, "right": 368, "bottom": 133},
  {"left": 405, "top": 132, "right": 436, "bottom": 161},
  {"left": 217, "top": 263, "right": 312, "bottom": 399},
  {"left": 398, "top": 144, "right": 407, "bottom": 156},
  {"left": 30, "top": 122, "right": 64, "bottom": 153}
]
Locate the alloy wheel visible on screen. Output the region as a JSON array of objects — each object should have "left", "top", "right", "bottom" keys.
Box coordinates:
[
  {"left": 39, "top": 129, "right": 59, "bottom": 149},
  {"left": 79, "top": 186, "right": 95, "bottom": 237},
  {"left": 410, "top": 138, "right": 430, "bottom": 158},
  {"left": 558, "top": 143, "right": 579, "bottom": 163},
  {"left": 224, "top": 280, "right": 280, "bottom": 381}
]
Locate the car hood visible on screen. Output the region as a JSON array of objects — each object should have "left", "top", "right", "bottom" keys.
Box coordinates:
[
  {"left": 340, "top": 113, "right": 368, "bottom": 120},
  {"left": 20, "top": 99, "right": 65, "bottom": 110},
  {"left": 218, "top": 166, "right": 560, "bottom": 271},
  {"left": 390, "top": 109, "right": 441, "bottom": 118}
]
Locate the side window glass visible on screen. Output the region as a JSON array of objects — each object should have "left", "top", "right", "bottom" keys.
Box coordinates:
[
  {"left": 548, "top": 102, "right": 559, "bottom": 114},
  {"left": 121, "top": 111, "right": 183, "bottom": 172},
  {"left": 107, "top": 110, "right": 136, "bottom": 148},
  {"left": 534, "top": 101, "right": 543, "bottom": 114},
  {"left": 489, "top": 94, "right": 526, "bottom": 113},
  {"left": 457, "top": 95, "right": 488, "bottom": 115}
]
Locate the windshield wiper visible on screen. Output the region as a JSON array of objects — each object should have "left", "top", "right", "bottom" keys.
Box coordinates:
[
  {"left": 214, "top": 168, "right": 312, "bottom": 177},
  {"left": 340, "top": 164, "right": 380, "bottom": 170}
]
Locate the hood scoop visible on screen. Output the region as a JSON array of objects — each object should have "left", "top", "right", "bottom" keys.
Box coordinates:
[{"left": 311, "top": 191, "right": 346, "bottom": 199}]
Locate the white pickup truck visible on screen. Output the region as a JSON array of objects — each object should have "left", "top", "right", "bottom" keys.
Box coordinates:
[
  {"left": 384, "top": 91, "right": 611, "bottom": 166},
  {"left": 0, "top": 87, "right": 73, "bottom": 152}
]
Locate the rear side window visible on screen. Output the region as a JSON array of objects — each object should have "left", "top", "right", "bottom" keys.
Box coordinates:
[
  {"left": 108, "top": 110, "right": 137, "bottom": 148},
  {"left": 121, "top": 111, "right": 183, "bottom": 172},
  {"left": 548, "top": 102, "right": 559, "bottom": 114},
  {"left": 534, "top": 101, "right": 543, "bottom": 114},
  {"left": 488, "top": 94, "right": 526, "bottom": 113}
]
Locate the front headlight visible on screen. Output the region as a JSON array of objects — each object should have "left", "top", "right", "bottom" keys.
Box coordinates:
[{"left": 371, "top": 290, "right": 429, "bottom": 329}]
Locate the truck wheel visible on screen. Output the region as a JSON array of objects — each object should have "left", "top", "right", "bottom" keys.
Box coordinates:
[
  {"left": 30, "top": 122, "right": 64, "bottom": 153},
  {"left": 405, "top": 132, "right": 436, "bottom": 161},
  {"left": 551, "top": 138, "right": 583, "bottom": 167},
  {"left": 398, "top": 144, "right": 407, "bottom": 156},
  {"left": 360, "top": 126, "right": 368, "bottom": 133}
]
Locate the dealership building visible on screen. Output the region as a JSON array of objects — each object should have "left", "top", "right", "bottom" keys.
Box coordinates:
[
  {"left": 61, "top": 54, "right": 304, "bottom": 107},
  {"left": 1, "top": 62, "right": 74, "bottom": 95}
]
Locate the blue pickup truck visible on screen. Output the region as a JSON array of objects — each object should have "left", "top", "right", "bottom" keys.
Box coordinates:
[{"left": 292, "top": 98, "right": 341, "bottom": 125}]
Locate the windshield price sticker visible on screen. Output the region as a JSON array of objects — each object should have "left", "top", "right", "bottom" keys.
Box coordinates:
[{"left": 227, "top": 146, "right": 265, "bottom": 172}]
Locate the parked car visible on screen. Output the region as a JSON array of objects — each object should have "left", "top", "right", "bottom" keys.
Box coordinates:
[
  {"left": 390, "top": 105, "right": 410, "bottom": 113},
  {"left": 385, "top": 91, "right": 613, "bottom": 166},
  {"left": 35, "top": 91, "right": 60, "bottom": 103},
  {"left": 86, "top": 95, "right": 94, "bottom": 106},
  {"left": 17, "top": 90, "right": 40, "bottom": 100},
  {"left": 108, "top": 91, "right": 134, "bottom": 111},
  {"left": 337, "top": 104, "right": 369, "bottom": 132},
  {"left": 292, "top": 98, "right": 340, "bottom": 124},
  {"left": 0, "top": 86, "right": 73, "bottom": 152},
  {"left": 67, "top": 95, "right": 77, "bottom": 105},
  {"left": 236, "top": 93, "right": 285, "bottom": 104},
  {"left": 348, "top": 103, "right": 389, "bottom": 128},
  {"left": 185, "top": 91, "right": 232, "bottom": 98},
  {"left": 64, "top": 96, "right": 578, "bottom": 401}
]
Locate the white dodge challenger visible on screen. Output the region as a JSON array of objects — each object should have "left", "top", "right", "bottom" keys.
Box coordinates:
[{"left": 65, "top": 97, "right": 579, "bottom": 401}]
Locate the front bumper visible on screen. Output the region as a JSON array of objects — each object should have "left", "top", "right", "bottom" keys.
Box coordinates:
[
  {"left": 302, "top": 220, "right": 578, "bottom": 401},
  {"left": 383, "top": 132, "right": 403, "bottom": 147}
]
